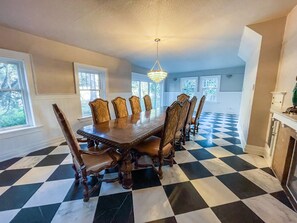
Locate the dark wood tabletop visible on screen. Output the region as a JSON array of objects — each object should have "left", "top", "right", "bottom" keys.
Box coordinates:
[{"left": 77, "top": 107, "right": 167, "bottom": 149}]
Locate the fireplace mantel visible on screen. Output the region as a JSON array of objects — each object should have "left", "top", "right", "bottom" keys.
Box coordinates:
[{"left": 271, "top": 108, "right": 297, "bottom": 131}]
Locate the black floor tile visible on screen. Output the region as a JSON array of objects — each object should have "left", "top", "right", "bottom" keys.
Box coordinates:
[
  {"left": 195, "top": 140, "right": 217, "bottom": 148},
  {"left": 0, "top": 157, "right": 22, "bottom": 170},
  {"left": 147, "top": 216, "right": 177, "bottom": 223},
  {"left": 222, "top": 145, "right": 245, "bottom": 155},
  {"left": 26, "top": 146, "right": 56, "bottom": 156},
  {"left": 188, "top": 149, "right": 216, "bottom": 160},
  {"left": 94, "top": 192, "right": 134, "bottom": 223},
  {"left": 11, "top": 203, "right": 60, "bottom": 223},
  {"left": 223, "top": 137, "right": 241, "bottom": 144},
  {"left": 220, "top": 156, "right": 256, "bottom": 171},
  {"left": 131, "top": 168, "right": 161, "bottom": 190},
  {"left": 0, "top": 169, "right": 30, "bottom": 186},
  {"left": 224, "top": 132, "right": 239, "bottom": 137},
  {"left": 163, "top": 182, "right": 208, "bottom": 215},
  {"left": 225, "top": 127, "right": 238, "bottom": 131},
  {"left": 47, "top": 164, "right": 74, "bottom": 181},
  {"left": 63, "top": 176, "right": 100, "bottom": 201},
  {"left": 212, "top": 201, "right": 264, "bottom": 223},
  {"left": 217, "top": 173, "right": 266, "bottom": 199},
  {"left": 35, "top": 154, "right": 68, "bottom": 167},
  {"left": 200, "top": 134, "right": 219, "bottom": 140},
  {"left": 179, "top": 161, "right": 213, "bottom": 180},
  {"left": 0, "top": 183, "right": 42, "bottom": 211},
  {"left": 60, "top": 142, "right": 67, "bottom": 146},
  {"left": 260, "top": 167, "right": 276, "bottom": 177},
  {"left": 270, "top": 191, "right": 294, "bottom": 210}
]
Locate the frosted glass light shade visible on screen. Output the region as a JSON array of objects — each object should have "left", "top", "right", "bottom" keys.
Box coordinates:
[{"left": 147, "top": 70, "right": 168, "bottom": 83}]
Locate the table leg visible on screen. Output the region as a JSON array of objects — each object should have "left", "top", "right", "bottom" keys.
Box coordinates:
[
  {"left": 120, "top": 150, "right": 133, "bottom": 189},
  {"left": 87, "top": 139, "right": 95, "bottom": 148}
]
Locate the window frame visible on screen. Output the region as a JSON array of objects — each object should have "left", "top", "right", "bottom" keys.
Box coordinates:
[
  {"left": 180, "top": 77, "right": 198, "bottom": 97},
  {"left": 0, "top": 49, "right": 35, "bottom": 132},
  {"left": 131, "top": 72, "right": 164, "bottom": 109},
  {"left": 74, "top": 63, "right": 107, "bottom": 118},
  {"left": 200, "top": 75, "right": 221, "bottom": 103}
]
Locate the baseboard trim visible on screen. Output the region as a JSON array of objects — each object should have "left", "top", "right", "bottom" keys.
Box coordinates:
[
  {"left": 0, "top": 137, "right": 64, "bottom": 162},
  {"left": 243, "top": 144, "right": 266, "bottom": 157}
]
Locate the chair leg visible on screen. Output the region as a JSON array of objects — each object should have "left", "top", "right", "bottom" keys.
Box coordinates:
[
  {"left": 72, "top": 164, "right": 80, "bottom": 185},
  {"left": 81, "top": 168, "right": 89, "bottom": 202},
  {"left": 158, "top": 152, "right": 164, "bottom": 179}
]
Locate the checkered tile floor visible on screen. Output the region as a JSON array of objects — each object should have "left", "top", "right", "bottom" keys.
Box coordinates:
[{"left": 1, "top": 112, "right": 297, "bottom": 223}]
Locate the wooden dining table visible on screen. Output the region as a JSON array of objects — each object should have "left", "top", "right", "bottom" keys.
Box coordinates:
[{"left": 77, "top": 107, "right": 167, "bottom": 189}]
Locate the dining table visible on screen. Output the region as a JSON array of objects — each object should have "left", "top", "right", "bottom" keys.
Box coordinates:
[{"left": 77, "top": 107, "right": 167, "bottom": 189}]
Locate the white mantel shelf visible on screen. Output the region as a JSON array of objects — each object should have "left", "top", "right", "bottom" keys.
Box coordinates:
[{"left": 271, "top": 108, "right": 297, "bottom": 131}]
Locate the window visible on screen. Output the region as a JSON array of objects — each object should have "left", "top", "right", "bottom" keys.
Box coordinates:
[
  {"left": 200, "top": 75, "right": 220, "bottom": 102},
  {"left": 0, "top": 57, "right": 33, "bottom": 130},
  {"left": 74, "top": 63, "right": 106, "bottom": 117},
  {"left": 180, "top": 77, "right": 198, "bottom": 98},
  {"left": 131, "top": 73, "right": 163, "bottom": 109}
]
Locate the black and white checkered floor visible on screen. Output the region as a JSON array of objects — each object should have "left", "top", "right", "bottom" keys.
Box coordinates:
[{"left": 1, "top": 112, "right": 297, "bottom": 223}]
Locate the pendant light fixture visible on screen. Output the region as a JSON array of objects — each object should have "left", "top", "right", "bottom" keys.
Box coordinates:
[{"left": 147, "top": 38, "right": 168, "bottom": 83}]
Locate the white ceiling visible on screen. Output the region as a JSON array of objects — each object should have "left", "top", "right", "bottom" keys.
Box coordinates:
[{"left": 0, "top": 0, "right": 296, "bottom": 72}]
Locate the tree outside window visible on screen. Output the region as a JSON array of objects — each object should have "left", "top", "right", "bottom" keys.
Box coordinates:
[
  {"left": 180, "top": 77, "right": 198, "bottom": 98},
  {"left": 200, "top": 75, "right": 220, "bottom": 102}
]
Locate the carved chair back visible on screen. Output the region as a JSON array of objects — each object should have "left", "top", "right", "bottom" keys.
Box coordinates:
[
  {"left": 177, "top": 99, "right": 190, "bottom": 132},
  {"left": 112, "top": 97, "right": 129, "bottom": 118},
  {"left": 187, "top": 96, "right": 197, "bottom": 125},
  {"left": 194, "top": 95, "right": 206, "bottom": 123},
  {"left": 52, "top": 104, "right": 83, "bottom": 168},
  {"left": 159, "top": 101, "right": 182, "bottom": 150},
  {"left": 143, "top": 95, "right": 153, "bottom": 111},
  {"left": 177, "top": 93, "right": 190, "bottom": 102},
  {"left": 129, "top": 96, "right": 142, "bottom": 114},
  {"left": 89, "top": 98, "right": 111, "bottom": 124}
]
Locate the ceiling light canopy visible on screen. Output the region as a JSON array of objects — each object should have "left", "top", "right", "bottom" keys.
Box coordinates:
[{"left": 147, "top": 38, "right": 167, "bottom": 83}]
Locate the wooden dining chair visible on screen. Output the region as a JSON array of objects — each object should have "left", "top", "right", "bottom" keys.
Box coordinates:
[
  {"left": 89, "top": 98, "right": 111, "bottom": 124},
  {"left": 185, "top": 96, "right": 197, "bottom": 137},
  {"left": 191, "top": 95, "right": 206, "bottom": 135},
  {"left": 112, "top": 97, "right": 128, "bottom": 118},
  {"left": 52, "top": 104, "right": 121, "bottom": 202},
  {"left": 175, "top": 99, "right": 190, "bottom": 146},
  {"left": 129, "top": 96, "right": 142, "bottom": 114},
  {"left": 143, "top": 95, "right": 152, "bottom": 111},
  {"left": 177, "top": 93, "right": 190, "bottom": 102},
  {"left": 133, "top": 101, "right": 182, "bottom": 179}
]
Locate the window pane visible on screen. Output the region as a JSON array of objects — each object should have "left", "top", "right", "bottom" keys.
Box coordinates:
[
  {"left": 181, "top": 78, "right": 197, "bottom": 97},
  {"left": 0, "top": 62, "right": 21, "bottom": 90},
  {"left": 0, "top": 90, "right": 27, "bottom": 128},
  {"left": 132, "top": 81, "right": 140, "bottom": 97},
  {"left": 156, "top": 83, "right": 161, "bottom": 108},
  {"left": 140, "top": 82, "right": 148, "bottom": 98},
  {"left": 80, "top": 90, "right": 100, "bottom": 117},
  {"left": 149, "top": 82, "right": 156, "bottom": 108}
]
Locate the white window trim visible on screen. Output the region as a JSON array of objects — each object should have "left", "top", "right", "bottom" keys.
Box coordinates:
[
  {"left": 0, "top": 48, "right": 37, "bottom": 134},
  {"left": 180, "top": 77, "right": 199, "bottom": 93},
  {"left": 74, "top": 62, "right": 108, "bottom": 119},
  {"left": 131, "top": 72, "right": 164, "bottom": 107},
  {"left": 200, "top": 75, "right": 221, "bottom": 103}
]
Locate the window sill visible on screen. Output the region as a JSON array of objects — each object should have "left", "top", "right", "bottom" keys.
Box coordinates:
[{"left": 0, "top": 125, "right": 43, "bottom": 140}]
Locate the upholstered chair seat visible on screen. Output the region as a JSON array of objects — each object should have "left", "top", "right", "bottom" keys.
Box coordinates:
[{"left": 134, "top": 136, "right": 172, "bottom": 157}]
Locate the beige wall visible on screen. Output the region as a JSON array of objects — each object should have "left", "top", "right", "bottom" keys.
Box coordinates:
[
  {"left": 275, "top": 6, "right": 297, "bottom": 108},
  {"left": 0, "top": 25, "right": 131, "bottom": 94},
  {"left": 238, "top": 17, "right": 287, "bottom": 149}
]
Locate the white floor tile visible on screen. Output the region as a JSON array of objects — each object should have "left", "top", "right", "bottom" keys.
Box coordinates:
[
  {"left": 160, "top": 165, "right": 189, "bottom": 185},
  {"left": 0, "top": 186, "right": 9, "bottom": 196},
  {"left": 243, "top": 194, "right": 297, "bottom": 223},
  {"left": 213, "top": 132, "right": 234, "bottom": 138},
  {"left": 176, "top": 208, "right": 221, "bottom": 223},
  {"left": 51, "top": 197, "right": 98, "bottom": 223},
  {"left": 212, "top": 139, "right": 233, "bottom": 147},
  {"left": 61, "top": 154, "right": 73, "bottom": 165},
  {"left": 237, "top": 154, "right": 268, "bottom": 168},
  {"left": 100, "top": 173, "right": 131, "bottom": 196},
  {"left": 50, "top": 145, "right": 70, "bottom": 155},
  {"left": 24, "top": 179, "right": 73, "bottom": 208},
  {"left": 200, "top": 158, "right": 236, "bottom": 176},
  {"left": 7, "top": 156, "right": 46, "bottom": 170},
  {"left": 182, "top": 141, "right": 202, "bottom": 150},
  {"left": 240, "top": 169, "right": 283, "bottom": 193},
  {"left": 14, "top": 166, "right": 58, "bottom": 185},
  {"left": 0, "top": 209, "right": 20, "bottom": 222},
  {"left": 174, "top": 151, "right": 197, "bottom": 164},
  {"left": 207, "top": 146, "right": 234, "bottom": 158},
  {"left": 191, "top": 177, "right": 239, "bottom": 207},
  {"left": 133, "top": 186, "right": 174, "bottom": 222}
]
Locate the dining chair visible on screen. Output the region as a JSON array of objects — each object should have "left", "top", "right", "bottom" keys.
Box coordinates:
[
  {"left": 89, "top": 98, "right": 111, "bottom": 124},
  {"left": 185, "top": 96, "right": 197, "bottom": 137},
  {"left": 112, "top": 97, "right": 129, "bottom": 118},
  {"left": 143, "top": 95, "right": 153, "bottom": 111},
  {"left": 133, "top": 101, "right": 182, "bottom": 179},
  {"left": 175, "top": 99, "right": 190, "bottom": 146},
  {"left": 52, "top": 104, "right": 121, "bottom": 202},
  {"left": 177, "top": 93, "right": 190, "bottom": 102},
  {"left": 191, "top": 95, "right": 206, "bottom": 135},
  {"left": 129, "top": 96, "right": 142, "bottom": 114}
]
